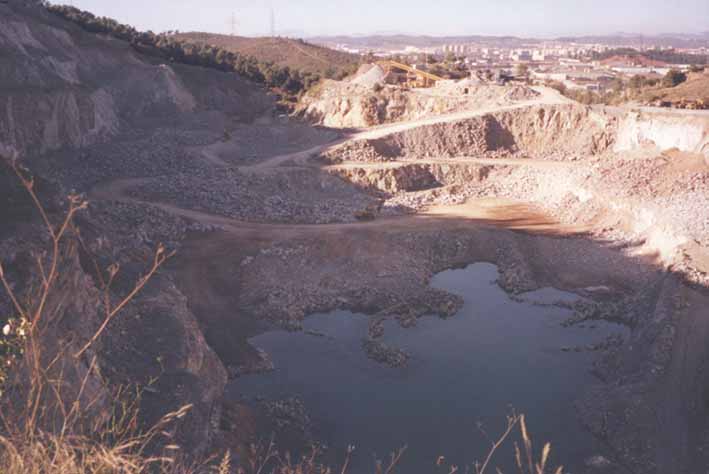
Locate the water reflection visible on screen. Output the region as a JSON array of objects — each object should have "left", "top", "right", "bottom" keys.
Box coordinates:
[{"left": 231, "top": 263, "right": 622, "bottom": 473}]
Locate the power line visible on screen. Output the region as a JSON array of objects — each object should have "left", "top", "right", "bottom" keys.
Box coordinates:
[{"left": 270, "top": 6, "right": 276, "bottom": 37}]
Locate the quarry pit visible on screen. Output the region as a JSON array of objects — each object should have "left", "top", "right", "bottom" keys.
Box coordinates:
[
  {"left": 2, "top": 6, "right": 709, "bottom": 472},
  {"left": 90, "top": 84, "right": 709, "bottom": 473}
]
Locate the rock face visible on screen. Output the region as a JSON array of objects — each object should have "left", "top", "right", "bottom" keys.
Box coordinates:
[
  {"left": 0, "top": 162, "right": 228, "bottom": 458},
  {"left": 322, "top": 104, "right": 617, "bottom": 166},
  {"left": 296, "top": 80, "right": 539, "bottom": 128},
  {"left": 331, "top": 163, "right": 494, "bottom": 194},
  {"left": 0, "top": 1, "right": 270, "bottom": 157},
  {"left": 615, "top": 110, "right": 709, "bottom": 158},
  {"left": 0, "top": 1, "right": 267, "bottom": 459}
]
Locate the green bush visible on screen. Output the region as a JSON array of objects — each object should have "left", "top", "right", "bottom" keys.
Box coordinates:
[
  {"left": 663, "top": 69, "right": 688, "bottom": 88},
  {"left": 44, "top": 4, "right": 319, "bottom": 97}
]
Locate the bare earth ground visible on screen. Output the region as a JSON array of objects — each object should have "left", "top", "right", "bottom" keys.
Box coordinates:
[
  {"left": 81, "top": 81, "right": 709, "bottom": 473},
  {"left": 2, "top": 5, "right": 708, "bottom": 470}
]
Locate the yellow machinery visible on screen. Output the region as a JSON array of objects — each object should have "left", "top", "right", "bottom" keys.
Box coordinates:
[{"left": 376, "top": 60, "right": 444, "bottom": 88}]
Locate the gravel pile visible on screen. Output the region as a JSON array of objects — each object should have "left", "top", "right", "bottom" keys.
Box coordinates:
[
  {"left": 375, "top": 149, "right": 709, "bottom": 284},
  {"left": 38, "top": 128, "right": 205, "bottom": 189},
  {"left": 84, "top": 200, "right": 189, "bottom": 259},
  {"left": 129, "top": 167, "right": 378, "bottom": 224},
  {"left": 211, "top": 121, "right": 340, "bottom": 166},
  {"left": 350, "top": 64, "right": 386, "bottom": 87}
]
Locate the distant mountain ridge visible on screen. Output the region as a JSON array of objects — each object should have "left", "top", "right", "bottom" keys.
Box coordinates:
[
  {"left": 310, "top": 33, "right": 709, "bottom": 50},
  {"left": 555, "top": 33, "right": 709, "bottom": 48},
  {"left": 309, "top": 34, "right": 538, "bottom": 49}
]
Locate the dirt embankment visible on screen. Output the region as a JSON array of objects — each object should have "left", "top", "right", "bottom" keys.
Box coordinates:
[
  {"left": 330, "top": 161, "right": 495, "bottom": 194},
  {"left": 640, "top": 71, "right": 709, "bottom": 106},
  {"left": 323, "top": 103, "right": 617, "bottom": 164},
  {"left": 0, "top": 2, "right": 271, "bottom": 158},
  {"left": 614, "top": 109, "right": 709, "bottom": 156},
  {"left": 296, "top": 79, "right": 539, "bottom": 128},
  {"left": 127, "top": 167, "right": 378, "bottom": 225},
  {"left": 0, "top": 1, "right": 273, "bottom": 459}
]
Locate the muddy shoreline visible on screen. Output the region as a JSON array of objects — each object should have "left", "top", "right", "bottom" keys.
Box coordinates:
[{"left": 167, "top": 209, "right": 669, "bottom": 468}]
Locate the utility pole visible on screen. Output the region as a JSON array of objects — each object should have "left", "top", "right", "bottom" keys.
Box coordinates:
[
  {"left": 230, "top": 11, "right": 238, "bottom": 36},
  {"left": 270, "top": 6, "right": 276, "bottom": 37}
]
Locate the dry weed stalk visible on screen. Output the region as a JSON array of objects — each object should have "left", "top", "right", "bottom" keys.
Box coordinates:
[
  {"left": 74, "top": 241, "right": 175, "bottom": 359},
  {"left": 430, "top": 413, "right": 563, "bottom": 474},
  {"left": 513, "top": 415, "right": 562, "bottom": 474},
  {"left": 375, "top": 445, "right": 407, "bottom": 474},
  {"left": 0, "top": 155, "right": 180, "bottom": 470},
  {"left": 0, "top": 155, "right": 567, "bottom": 474},
  {"left": 474, "top": 413, "right": 523, "bottom": 474}
]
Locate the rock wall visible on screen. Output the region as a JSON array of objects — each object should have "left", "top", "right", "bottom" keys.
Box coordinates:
[
  {"left": 0, "top": 2, "right": 271, "bottom": 157},
  {"left": 328, "top": 104, "right": 618, "bottom": 163},
  {"left": 494, "top": 104, "right": 617, "bottom": 159},
  {"left": 296, "top": 80, "right": 539, "bottom": 128},
  {"left": 615, "top": 111, "right": 709, "bottom": 157},
  {"left": 0, "top": 1, "right": 267, "bottom": 459},
  {"left": 331, "top": 104, "right": 709, "bottom": 166},
  {"left": 0, "top": 161, "right": 227, "bottom": 457},
  {"left": 330, "top": 163, "right": 495, "bottom": 194}
]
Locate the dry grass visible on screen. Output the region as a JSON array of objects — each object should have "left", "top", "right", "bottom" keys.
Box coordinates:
[
  {"left": 0, "top": 404, "right": 196, "bottom": 474},
  {"left": 640, "top": 71, "right": 709, "bottom": 104},
  {"left": 0, "top": 154, "right": 185, "bottom": 473},
  {"left": 0, "top": 154, "right": 564, "bottom": 473},
  {"left": 231, "top": 413, "right": 563, "bottom": 474}
]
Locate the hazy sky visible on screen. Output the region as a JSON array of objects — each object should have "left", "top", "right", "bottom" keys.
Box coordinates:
[{"left": 66, "top": 0, "right": 709, "bottom": 38}]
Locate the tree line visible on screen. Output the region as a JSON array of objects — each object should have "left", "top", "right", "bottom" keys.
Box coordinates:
[
  {"left": 545, "top": 67, "right": 693, "bottom": 106},
  {"left": 592, "top": 47, "right": 708, "bottom": 65},
  {"left": 43, "top": 3, "right": 321, "bottom": 96}
]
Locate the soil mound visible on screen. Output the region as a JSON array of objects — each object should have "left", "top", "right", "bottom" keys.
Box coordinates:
[{"left": 350, "top": 64, "right": 386, "bottom": 87}]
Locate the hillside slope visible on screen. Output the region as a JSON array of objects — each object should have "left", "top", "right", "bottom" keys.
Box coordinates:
[
  {"left": 0, "top": 2, "right": 271, "bottom": 157},
  {"left": 643, "top": 71, "right": 709, "bottom": 104},
  {"left": 175, "top": 33, "right": 360, "bottom": 79},
  {"left": 0, "top": 0, "right": 273, "bottom": 457}
]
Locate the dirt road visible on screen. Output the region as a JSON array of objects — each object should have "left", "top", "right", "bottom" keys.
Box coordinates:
[
  {"left": 91, "top": 175, "right": 584, "bottom": 238},
  {"left": 244, "top": 86, "right": 570, "bottom": 170},
  {"left": 355, "top": 86, "right": 570, "bottom": 141},
  {"left": 324, "top": 156, "right": 574, "bottom": 171},
  {"left": 91, "top": 84, "right": 709, "bottom": 281},
  {"left": 92, "top": 86, "right": 584, "bottom": 238}
]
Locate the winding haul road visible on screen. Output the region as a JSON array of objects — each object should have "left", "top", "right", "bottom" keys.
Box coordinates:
[
  {"left": 92, "top": 85, "right": 709, "bottom": 243},
  {"left": 91, "top": 86, "right": 587, "bottom": 238}
]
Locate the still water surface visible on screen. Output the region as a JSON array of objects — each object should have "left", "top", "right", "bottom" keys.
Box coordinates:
[{"left": 232, "top": 263, "right": 621, "bottom": 473}]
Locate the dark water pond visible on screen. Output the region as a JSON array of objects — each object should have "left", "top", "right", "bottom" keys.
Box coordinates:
[{"left": 230, "top": 263, "right": 622, "bottom": 473}]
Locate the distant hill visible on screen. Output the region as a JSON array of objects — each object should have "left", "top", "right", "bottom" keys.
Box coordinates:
[
  {"left": 593, "top": 48, "right": 708, "bottom": 65},
  {"left": 310, "top": 33, "right": 709, "bottom": 50},
  {"left": 43, "top": 5, "right": 344, "bottom": 102},
  {"left": 310, "top": 34, "right": 538, "bottom": 50},
  {"left": 556, "top": 34, "right": 709, "bottom": 49},
  {"left": 175, "top": 33, "right": 361, "bottom": 79},
  {"left": 642, "top": 71, "right": 709, "bottom": 104}
]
